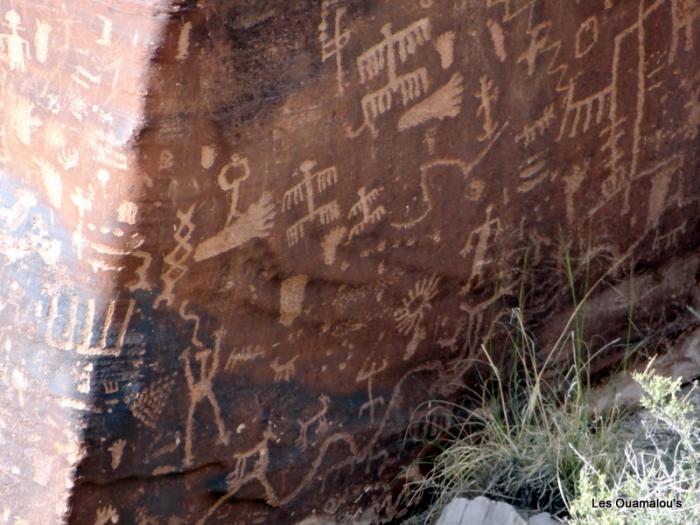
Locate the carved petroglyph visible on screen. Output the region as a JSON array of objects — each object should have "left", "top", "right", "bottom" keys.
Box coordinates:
[
  {"left": 200, "top": 145, "right": 216, "bottom": 169},
  {"left": 176, "top": 21, "right": 192, "bottom": 61},
  {"left": 392, "top": 123, "right": 507, "bottom": 229},
  {"left": 356, "top": 359, "right": 387, "bottom": 423},
  {"left": 45, "top": 294, "right": 136, "bottom": 356},
  {"left": 34, "top": 20, "right": 50, "bottom": 64},
  {"left": 347, "top": 186, "right": 386, "bottom": 239},
  {"left": 182, "top": 328, "right": 230, "bottom": 467},
  {"left": 117, "top": 201, "right": 138, "bottom": 225},
  {"left": 394, "top": 275, "right": 439, "bottom": 359},
  {"left": 155, "top": 205, "right": 195, "bottom": 308},
  {"left": 296, "top": 394, "right": 330, "bottom": 450},
  {"left": 434, "top": 31, "right": 455, "bottom": 69},
  {"left": 224, "top": 345, "right": 265, "bottom": 372},
  {"left": 34, "top": 158, "right": 62, "bottom": 209},
  {"left": 280, "top": 275, "right": 309, "bottom": 326},
  {"left": 487, "top": 19, "right": 507, "bottom": 62},
  {"left": 575, "top": 16, "right": 599, "bottom": 58},
  {"left": 319, "top": 0, "right": 351, "bottom": 95},
  {"left": 108, "top": 440, "right": 126, "bottom": 470},
  {"left": 517, "top": 153, "right": 556, "bottom": 193},
  {"left": 515, "top": 103, "right": 555, "bottom": 147},
  {"left": 283, "top": 161, "right": 340, "bottom": 246},
  {"left": 194, "top": 155, "right": 274, "bottom": 261},
  {"left": 652, "top": 220, "right": 688, "bottom": 252},
  {"left": 348, "top": 18, "right": 432, "bottom": 137},
  {"left": 397, "top": 72, "right": 463, "bottom": 131},
  {"left": 475, "top": 75, "right": 500, "bottom": 142},
  {"left": 0, "top": 11, "right": 31, "bottom": 72},
  {"left": 460, "top": 205, "right": 501, "bottom": 290},
  {"left": 671, "top": 0, "right": 700, "bottom": 62},
  {"left": 321, "top": 226, "right": 347, "bottom": 265},
  {"left": 271, "top": 355, "right": 299, "bottom": 382},
  {"left": 563, "top": 162, "right": 588, "bottom": 224},
  {"left": 8, "top": 92, "right": 40, "bottom": 146},
  {"left": 128, "top": 376, "right": 176, "bottom": 430},
  {"left": 94, "top": 506, "right": 119, "bottom": 525}
]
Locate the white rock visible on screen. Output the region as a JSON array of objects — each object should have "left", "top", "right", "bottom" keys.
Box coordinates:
[
  {"left": 437, "top": 496, "right": 527, "bottom": 525},
  {"left": 528, "top": 512, "right": 558, "bottom": 525}
]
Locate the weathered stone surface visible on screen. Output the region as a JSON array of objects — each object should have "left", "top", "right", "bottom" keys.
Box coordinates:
[{"left": 0, "top": 1, "right": 698, "bottom": 524}]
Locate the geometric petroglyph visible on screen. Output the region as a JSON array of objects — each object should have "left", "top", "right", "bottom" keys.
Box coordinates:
[
  {"left": 319, "top": 0, "right": 351, "bottom": 94},
  {"left": 127, "top": 376, "right": 176, "bottom": 430},
  {"left": 155, "top": 205, "right": 195, "bottom": 308}
]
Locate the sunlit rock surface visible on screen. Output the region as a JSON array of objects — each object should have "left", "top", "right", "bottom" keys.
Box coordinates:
[{"left": 0, "top": 1, "right": 697, "bottom": 523}]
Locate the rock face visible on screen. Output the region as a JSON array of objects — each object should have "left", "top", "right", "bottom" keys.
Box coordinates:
[{"left": 0, "top": 1, "right": 697, "bottom": 524}]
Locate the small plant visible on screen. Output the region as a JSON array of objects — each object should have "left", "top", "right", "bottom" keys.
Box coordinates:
[
  {"left": 403, "top": 307, "right": 627, "bottom": 524},
  {"left": 568, "top": 365, "right": 700, "bottom": 525}
]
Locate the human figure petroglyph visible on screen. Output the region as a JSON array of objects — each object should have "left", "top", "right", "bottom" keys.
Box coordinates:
[
  {"left": 296, "top": 394, "right": 331, "bottom": 450},
  {"left": 460, "top": 205, "right": 501, "bottom": 289},
  {"left": 0, "top": 11, "right": 30, "bottom": 72},
  {"left": 283, "top": 160, "right": 340, "bottom": 247},
  {"left": 348, "top": 18, "right": 432, "bottom": 137},
  {"left": 356, "top": 359, "right": 387, "bottom": 424},
  {"left": 155, "top": 205, "right": 195, "bottom": 308},
  {"left": 475, "top": 75, "right": 500, "bottom": 142},
  {"left": 347, "top": 186, "right": 386, "bottom": 240},
  {"left": 181, "top": 328, "right": 230, "bottom": 467},
  {"left": 319, "top": 0, "right": 351, "bottom": 95},
  {"left": 397, "top": 72, "right": 463, "bottom": 131},
  {"left": 45, "top": 293, "right": 136, "bottom": 357},
  {"left": 194, "top": 154, "right": 275, "bottom": 261}
]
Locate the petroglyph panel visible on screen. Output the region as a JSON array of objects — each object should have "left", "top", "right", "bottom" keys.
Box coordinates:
[{"left": 0, "top": 1, "right": 698, "bottom": 524}]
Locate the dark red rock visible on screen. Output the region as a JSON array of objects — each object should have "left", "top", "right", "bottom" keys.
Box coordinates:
[{"left": 0, "top": 1, "right": 698, "bottom": 523}]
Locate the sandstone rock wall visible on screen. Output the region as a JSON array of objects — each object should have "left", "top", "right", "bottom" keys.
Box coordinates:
[{"left": 0, "top": 1, "right": 697, "bottom": 524}]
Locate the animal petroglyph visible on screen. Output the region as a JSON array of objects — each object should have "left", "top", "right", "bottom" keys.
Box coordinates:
[
  {"left": 194, "top": 155, "right": 274, "bottom": 261},
  {"left": 271, "top": 355, "right": 299, "bottom": 382},
  {"left": 475, "top": 75, "right": 500, "bottom": 142},
  {"left": 296, "top": 394, "right": 331, "bottom": 450},
  {"left": 348, "top": 18, "right": 432, "bottom": 137},
  {"left": 181, "top": 329, "right": 230, "bottom": 467},
  {"left": 283, "top": 161, "right": 340, "bottom": 247},
  {"left": 515, "top": 103, "right": 555, "bottom": 147}
]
